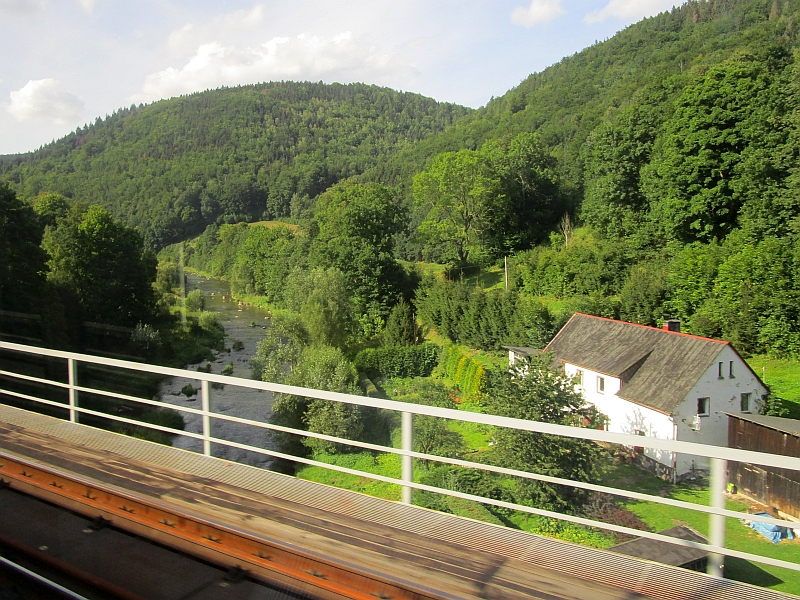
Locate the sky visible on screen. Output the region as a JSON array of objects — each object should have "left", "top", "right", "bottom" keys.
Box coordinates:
[{"left": 0, "top": 0, "right": 681, "bottom": 155}]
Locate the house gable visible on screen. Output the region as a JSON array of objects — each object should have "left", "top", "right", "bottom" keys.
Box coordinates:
[{"left": 544, "top": 313, "right": 767, "bottom": 414}]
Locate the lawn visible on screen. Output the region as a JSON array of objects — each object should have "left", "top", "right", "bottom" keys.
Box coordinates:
[
  {"left": 747, "top": 355, "right": 800, "bottom": 419},
  {"left": 247, "top": 220, "right": 298, "bottom": 231},
  {"left": 296, "top": 452, "right": 402, "bottom": 501},
  {"left": 601, "top": 460, "right": 800, "bottom": 595}
]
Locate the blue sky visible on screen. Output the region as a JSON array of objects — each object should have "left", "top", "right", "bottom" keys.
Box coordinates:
[{"left": 0, "top": 0, "right": 680, "bottom": 154}]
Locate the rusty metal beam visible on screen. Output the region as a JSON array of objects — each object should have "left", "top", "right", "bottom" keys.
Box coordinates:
[{"left": 0, "top": 454, "right": 445, "bottom": 600}]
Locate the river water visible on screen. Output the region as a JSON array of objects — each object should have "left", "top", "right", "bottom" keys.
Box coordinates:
[{"left": 159, "top": 275, "right": 276, "bottom": 468}]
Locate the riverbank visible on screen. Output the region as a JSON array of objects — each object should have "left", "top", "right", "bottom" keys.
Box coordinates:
[{"left": 159, "top": 274, "right": 276, "bottom": 468}]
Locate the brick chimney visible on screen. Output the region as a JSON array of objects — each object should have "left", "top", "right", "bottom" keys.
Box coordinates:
[{"left": 663, "top": 319, "right": 681, "bottom": 333}]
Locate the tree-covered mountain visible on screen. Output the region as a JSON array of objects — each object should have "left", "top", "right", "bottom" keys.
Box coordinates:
[
  {"left": 0, "top": 82, "right": 470, "bottom": 246},
  {"left": 5, "top": 0, "right": 800, "bottom": 361}
]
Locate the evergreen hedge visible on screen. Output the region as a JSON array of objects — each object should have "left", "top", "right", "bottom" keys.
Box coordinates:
[
  {"left": 354, "top": 344, "right": 440, "bottom": 379},
  {"left": 441, "top": 345, "right": 486, "bottom": 396}
]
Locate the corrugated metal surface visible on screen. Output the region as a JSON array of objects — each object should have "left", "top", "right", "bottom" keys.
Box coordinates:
[
  {"left": 0, "top": 404, "right": 795, "bottom": 600},
  {"left": 729, "top": 415, "right": 800, "bottom": 517}
]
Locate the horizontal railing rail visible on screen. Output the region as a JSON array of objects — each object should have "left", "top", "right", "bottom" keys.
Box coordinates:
[{"left": 1, "top": 341, "right": 798, "bottom": 578}]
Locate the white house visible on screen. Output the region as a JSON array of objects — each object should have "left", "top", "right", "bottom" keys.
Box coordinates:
[{"left": 542, "top": 314, "right": 768, "bottom": 481}]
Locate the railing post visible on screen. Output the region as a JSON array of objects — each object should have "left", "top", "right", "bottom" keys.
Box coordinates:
[
  {"left": 67, "top": 358, "right": 78, "bottom": 423},
  {"left": 708, "top": 457, "right": 727, "bottom": 578},
  {"left": 401, "top": 411, "right": 413, "bottom": 504},
  {"left": 201, "top": 379, "right": 211, "bottom": 457}
]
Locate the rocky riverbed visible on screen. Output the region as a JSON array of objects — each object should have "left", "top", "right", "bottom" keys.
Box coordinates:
[{"left": 159, "top": 275, "right": 276, "bottom": 468}]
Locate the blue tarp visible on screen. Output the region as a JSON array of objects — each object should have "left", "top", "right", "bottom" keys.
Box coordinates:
[{"left": 745, "top": 512, "right": 796, "bottom": 544}]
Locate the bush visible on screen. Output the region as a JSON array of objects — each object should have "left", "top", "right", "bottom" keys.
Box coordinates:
[
  {"left": 354, "top": 344, "right": 440, "bottom": 379},
  {"left": 185, "top": 289, "right": 205, "bottom": 312},
  {"left": 181, "top": 384, "right": 197, "bottom": 397},
  {"left": 198, "top": 311, "right": 220, "bottom": 331},
  {"left": 232, "top": 339, "right": 245, "bottom": 351},
  {"left": 130, "top": 322, "right": 162, "bottom": 354},
  {"left": 221, "top": 363, "right": 234, "bottom": 376}
]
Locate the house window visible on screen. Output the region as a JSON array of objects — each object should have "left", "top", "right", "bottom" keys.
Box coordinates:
[
  {"left": 729, "top": 361, "right": 735, "bottom": 378},
  {"left": 740, "top": 393, "right": 751, "bottom": 413},
  {"left": 697, "top": 397, "right": 710, "bottom": 416},
  {"left": 597, "top": 376, "right": 605, "bottom": 393},
  {"left": 718, "top": 362, "right": 724, "bottom": 379},
  {"left": 575, "top": 369, "right": 584, "bottom": 387}
]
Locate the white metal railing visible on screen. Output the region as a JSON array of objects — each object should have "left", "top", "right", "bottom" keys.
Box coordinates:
[{"left": 1, "top": 340, "right": 800, "bottom": 579}]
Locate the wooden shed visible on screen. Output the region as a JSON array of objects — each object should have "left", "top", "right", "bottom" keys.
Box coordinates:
[
  {"left": 609, "top": 525, "right": 708, "bottom": 571},
  {"left": 727, "top": 413, "right": 800, "bottom": 518}
]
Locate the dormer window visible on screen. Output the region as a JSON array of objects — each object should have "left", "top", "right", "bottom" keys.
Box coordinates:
[{"left": 597, "top": 376, "right": 605, "bottom": 394}]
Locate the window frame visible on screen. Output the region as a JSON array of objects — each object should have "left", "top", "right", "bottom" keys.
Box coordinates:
[
  {"left": 597, "top": 376, "right": 605, "bottom": 394},
  {"left": 717, "top": 362, "right": 724, "bottom": 379},
  {"left": 729, "top": 360, "right": 735, "bottom": 378},
  {"left": 740, "top": 392, "right": 751, "bottom": 413},
  {"left": 697, "top": 397, "right": 710, "bottom": 417}
]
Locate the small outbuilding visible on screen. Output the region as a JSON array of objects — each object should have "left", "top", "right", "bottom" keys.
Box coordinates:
[
  {"left": 502, "top": 346, "right": 539, "bottom": 369},
  {"left": 727, "top": 413, "right": 800, "bottom": 519},
  {"left": 608, "top": 525, "right": 708, "bottom": 571}
]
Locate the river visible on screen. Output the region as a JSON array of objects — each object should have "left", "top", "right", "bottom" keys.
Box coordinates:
[{"left": 159, "top": 275, "right": 276, "bottom": 468}]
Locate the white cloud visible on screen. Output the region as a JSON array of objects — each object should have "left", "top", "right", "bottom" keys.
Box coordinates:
[
  {"left": 167, "top": 5, "right": 266, "bottom": 56},
  {"left": 75, "top": 0, "right": 96, "bottom": 14},
  {"left": 0, "top": 0, "right": 46, "bottom": 13},
  {"left": 132, "top": 32, "right": 417, "bottom": 103},
  {"left": 511, "top": 0, "right": 565, "bottom": 27},
  {"left": 7, "top": 79, "right": 84, "bottom": 124},
  {"left": 585, "top": 0, "right": 676, "bottom": 24}
]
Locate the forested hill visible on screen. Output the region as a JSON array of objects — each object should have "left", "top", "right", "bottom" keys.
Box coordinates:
[
  {"left": 0, "top": 82, "right": 470, "bottom": 247},
  {"left": 372, "top": 0, "right": 800, "bottom": 198}
]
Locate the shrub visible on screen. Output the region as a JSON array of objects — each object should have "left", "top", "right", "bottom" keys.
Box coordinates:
[
  {"left": 198, "top": 311, "right": 220, "bottom": 331},
  {"left": 232, "top": 339, "right": 245, "bottom": 351},
  {"left": 130, "top": 322, "right": 162, "bottom": 354},
  {"left": 181, "top": 384, "right": 197, "bottom": 397},
  {"left": 185, "top": 289, "right": 205, "bottom": 312},
  {"left": 221, "top": 363, "right": 234, "bottom": 376},
  {"left": 354, "top": 344, "right": 440, "bottom": 379}
]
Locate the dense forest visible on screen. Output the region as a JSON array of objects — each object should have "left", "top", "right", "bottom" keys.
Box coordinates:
[
  {"left": 4, "top": 0, "right": 800, "bottom": 359},
  {"left": 0, "top": 83, "right": 469, "bottom": 247}
]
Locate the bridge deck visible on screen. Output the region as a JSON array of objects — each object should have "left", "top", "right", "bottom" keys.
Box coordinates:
[{"left": 0, "top": 404, "right": 791, "bottom": 600}]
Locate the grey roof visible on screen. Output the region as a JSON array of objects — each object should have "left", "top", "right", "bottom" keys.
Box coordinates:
[
  {"left": 502, "top": 346, "right": 540, "bottom": 357},
  {"left": 609, "top": 525, "right": 708, "bottom": 567},
  {"left": 544, "top": 313, "right": 734, "bottom": 414},
  {"left": 725, "top": 413, "right": 800, "bottom": 437}
]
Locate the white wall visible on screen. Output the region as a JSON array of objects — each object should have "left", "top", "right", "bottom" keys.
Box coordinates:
[
  {"left": 672, "top": 345, "right": 767, "bottom": 476},
  {"left": 565, "top": 363, "right": 676, "bottom": 470}
]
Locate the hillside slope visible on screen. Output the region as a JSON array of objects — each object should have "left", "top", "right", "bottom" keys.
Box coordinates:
[
  {"left": 0, "top": 82, "right": 470, "bottom": 246},
  {"left": 372, "top": 0, "right": 799, "bottom": 197}
]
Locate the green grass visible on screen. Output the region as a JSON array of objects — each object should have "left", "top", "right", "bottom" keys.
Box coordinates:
[
  {"left": 398, "top": 260, "right": 447, "bottom": 280},
  {"left": 296, "top": 452, "right": 402, "bottom": 501},
  {"left": 247, "top": 220, "right": 298, "bottom": 231},
  {"left": 601, "top": 459, "right": 800, "bottom": 595},
  {"left": 463, "top": 265, "right": 505, "bottom": 291},
  {"left": 747, "top": 355, "right": 800, "bottom": 419},
  {"left": 626, "top": 488, "right": 800, "bottom": 594}
]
